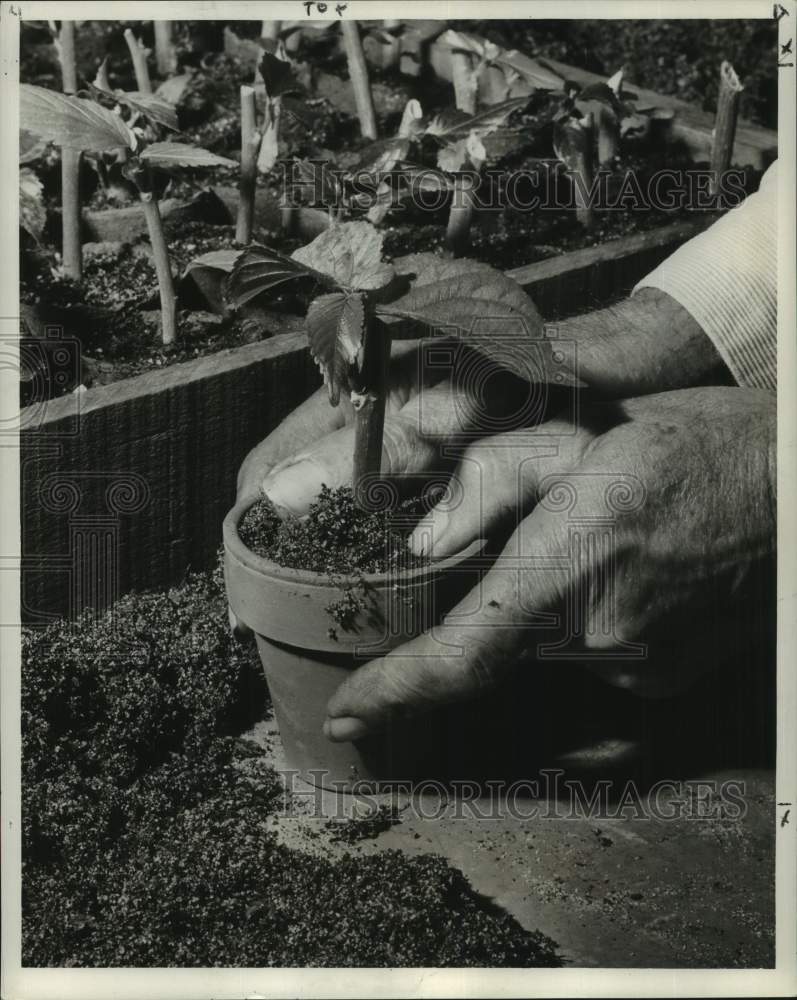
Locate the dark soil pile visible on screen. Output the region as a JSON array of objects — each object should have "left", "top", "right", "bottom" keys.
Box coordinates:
[
  {"left": 22, "top": 561, "right": 560, "bottom": 968},
  {"left": 238, "top": 486, "right": 434, "bottom": 576}
]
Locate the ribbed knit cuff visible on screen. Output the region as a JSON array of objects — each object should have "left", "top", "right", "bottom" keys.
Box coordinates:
[{"left": 633, "top": 162, "right": 777, "bottom": 390}]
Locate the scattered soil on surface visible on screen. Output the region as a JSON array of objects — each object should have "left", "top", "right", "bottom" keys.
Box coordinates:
[{"left": 21, "top": 562, "right": 560, "bottom": 968}]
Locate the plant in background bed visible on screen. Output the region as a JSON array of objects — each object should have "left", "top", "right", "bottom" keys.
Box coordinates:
[
  {"left": 221, "top": 218, "right": 566, "bottom": 791},
  {"left": 20, "top": 81, "right": 235, "bottom": 344}
]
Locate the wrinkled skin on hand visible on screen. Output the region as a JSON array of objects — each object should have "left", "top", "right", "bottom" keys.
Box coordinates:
[{"left": 234, "top": 373, "right": 776, "bottom": 743}]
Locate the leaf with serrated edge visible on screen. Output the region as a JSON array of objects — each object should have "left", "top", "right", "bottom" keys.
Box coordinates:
[
  {"left": 292, "top": 222, "right": 394, "bottom": 292},
  {"left": 306, "top": 292, "right": 365, "bottom": 405},
  {"left": 20, "top": 84, "right": 134, "bottom": 151},
  {"left": 140, "top": 142, "right": 236, "bottom": 168}
]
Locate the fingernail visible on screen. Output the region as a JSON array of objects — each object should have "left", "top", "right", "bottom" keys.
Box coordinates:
[
  {"left": 322, "top": 716, "right": 371, "bottom": 743},
  {"left": 262, "top": 461, "right": 314, "bottom": 516},
  {"left": 409, "top": 509, "right": 449, "bottom": 557}
]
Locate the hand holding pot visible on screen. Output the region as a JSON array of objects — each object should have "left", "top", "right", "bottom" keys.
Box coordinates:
[{"left": 323, "top": 387, "right": 776, "bottom": 742}]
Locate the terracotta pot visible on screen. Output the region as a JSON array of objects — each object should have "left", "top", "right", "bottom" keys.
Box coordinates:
[{"left": 223, "top": 496, "right": 485, "bottom": 791}]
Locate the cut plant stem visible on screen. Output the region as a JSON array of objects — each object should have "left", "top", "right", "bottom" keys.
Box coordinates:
[
  {"left": 124, "top": 28, "right": 153, "bottom": 95},
  {"left": 710, "top": 61, "right": 744, "bottom": 196},
  {"left": 596, "top": 105, "right": 620, "bottom": 167},
  {"left": 236, "top": 86, "right": 259, "bottom": 244},
  {"left": 556, "top": 113, "right": 596, "bottom": 231},
  {"left": 444, "top": 174, "right": 476, "bottom": 258},
  {"left": 140, "top": 193, "right": 176, "bottom": 345},
  {"left": 58, "top": 21, "right": 82, "bottom": 280},
  {"left": 260, "top": 20, "right": 281, "bottom": 39},
  {"left": 451, "top": 49, "right": 478, "bottom": 113},
  {"left": 352, "top": 315, "right": 391, "bottom": 508},
  {"left": 61, "top": 149, "right": 83, "bottom": 280},
  {"left": 341, "top": 20, "right": 378, "bottom": 140},
  {"left": 153, "top": 21, "right": 177, "bottom": 77}
]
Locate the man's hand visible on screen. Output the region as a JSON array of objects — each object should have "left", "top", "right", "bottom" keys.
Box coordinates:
[
  {"left": 236, "top": 339, "right": 535, "bottom": 513},
  {"left": 323, "top": 387, "right": 776, "bottom": 742}
]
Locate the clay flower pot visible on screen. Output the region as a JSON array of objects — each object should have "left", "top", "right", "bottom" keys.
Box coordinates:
[{"left": 223, "top": 495, "right": 484, "bottom": 791}]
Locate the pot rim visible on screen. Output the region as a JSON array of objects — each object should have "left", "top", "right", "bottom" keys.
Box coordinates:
[{"left": 223, "top": 492, "right": 485, "bottom": 587}]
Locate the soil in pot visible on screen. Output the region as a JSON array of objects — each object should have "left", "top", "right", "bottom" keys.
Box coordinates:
[{"left": 227, "top": 485, "right": 487, "bottom": 791}]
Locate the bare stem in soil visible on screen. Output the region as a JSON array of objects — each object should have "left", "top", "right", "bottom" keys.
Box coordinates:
[
  {"left": 58, "top": 21, "right": 82, "bottom": 281},
  {"left": 444, "top": 174, "right": 475, "bottom": 258},
  {"left": 153, "top": 21, "right": 177, "bottom": 77},
  {"left": 236, "top": 86, "right": 259, "bottom": 244},
  {"left": 352, "top": 315, "right": 391, "bottom": 507},
  {"left": 596, "top": 106, "right": 620, "bottom": 167},
  {"left": 124, "top": 28, "right": 153, "bottom": 95},
  {"left": 141, "top": 194, "right": 177, "bottom": 345},
  {"left": 342, "top": 20, "right": 378, "bottom": 140},
  {"left": 710, "top": 61, "right": 744, "bottom": 196}
]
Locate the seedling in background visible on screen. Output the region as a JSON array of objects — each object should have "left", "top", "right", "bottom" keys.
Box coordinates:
[
  {"left": 341, "top": 20, "right": 378, "bottom": 141},
  {"left": 124, "top": 28, "right": 153, "bottom": 95},
  {"left": 20, "top": 83, "right": 234, "bottom": 345},
  {"left": 438, "top": 29, "right": 564, "bottom": 110},
  {"left": 51, "top": 19, "right": 82, "bottom": 280},
  {"left": 236, "top": 44, "right": 308, "bottom": 241},
  {"left": 153, "top": 21, "right": 177, "bottom": 77},
  {"left": 226, "top": 220, "right": 554, "bottom": 505}
]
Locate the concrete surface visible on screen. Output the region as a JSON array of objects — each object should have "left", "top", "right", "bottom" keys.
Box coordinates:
[{"left": 244, "top": 654, "right": 776, "bottom": 969}]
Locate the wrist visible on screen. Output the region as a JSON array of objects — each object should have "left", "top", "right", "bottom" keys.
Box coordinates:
[{"left": 552, "top": 289, "right": 734, "bottom": 397}]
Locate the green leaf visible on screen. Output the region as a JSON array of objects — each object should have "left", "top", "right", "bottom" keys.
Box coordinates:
[
  {"left": 375, "top": 260, "right": 574, "bottom": 384},
  {"left": 348, "top": 137, "right": 410, "bottom": 178},
  {"left": 306, "top": 292, "right": 366, "bottom": 405},
  {"left": 86, "top": 82, "right": 180, "bottom": 132},
  {"left": 184, "top": 249, "right": 243, "bottom": 313},
  {"left": 425, "top": 97, "right": 528, "bottom": 142},
  {"left": 19, "top": 167, "right": 46, "bottom": 241},
  {"left": 155, "top": 72, "right": 194, "bottom": 106},
  {"left": 19, "top": 129, "right": 49, "bottom": 164},
  {"left": 292, "top": 222, "right": 395, "bottom": 292},
  {"left": 258, "top": 50, "right": 299, "bottom": 97},
  {"left": 225, "top": 245, "right": 331, "bottom": 309},
  {"left": 139, "top": 142, "right": 236, "bottom": 168},
  {"left": 20, "top": 84, "right": 135, "bottom": 152},
  {"left": 493, "top": 51, "right": 564, "bottom": 91},
  {"left": 437, "top": 132, "right": 485, "bottom": 173}
]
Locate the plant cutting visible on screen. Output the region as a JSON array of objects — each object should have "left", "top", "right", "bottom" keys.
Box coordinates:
[
  {"left": 222, "top": 219, "right": 563, "bottom": 789},
  {"left": 153, "top": 20, "right": 177, "bottom": 77},
  {"left": 341, "top": 20, "right": 378, "bottom": 140},
  {"left": 54, "top": 20, "right": 82, "bottom": 280},
  {"left": 20, "top": 83, "right": 235, "bottom": 344},
  {"left": 123, "top": 27, "right": 153, "bottom": 95}
]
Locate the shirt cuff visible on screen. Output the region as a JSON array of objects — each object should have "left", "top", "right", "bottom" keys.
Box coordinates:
[{"left": 633, "top": 162, "right": 777, "bottom": 391}]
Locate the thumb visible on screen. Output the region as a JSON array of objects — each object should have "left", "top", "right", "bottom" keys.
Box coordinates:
[
  {"left": 261, "top": 415, "right": 437, "bottom": 517},
  {"left": 324, "top": 517, "right": 565, "bottom": 741}
]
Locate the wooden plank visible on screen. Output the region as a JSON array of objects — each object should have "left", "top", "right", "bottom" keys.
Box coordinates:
[
  {"left": 508, "top": 216, "right": 713, "bottom": 317},
  {"left": 20, "top": 217, "right": 711, "bottom": 621},
  {"left": 21, "top": 332, "right": 320, "bottom": 622}
]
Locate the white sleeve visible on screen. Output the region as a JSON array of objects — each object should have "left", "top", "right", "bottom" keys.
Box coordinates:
[{"left": 633, "top": 161, "right": 777, "bottom": 390}]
